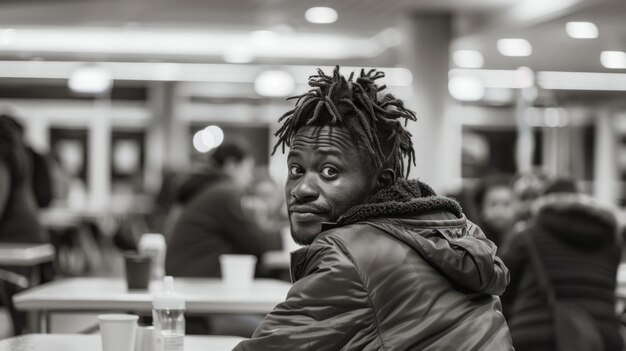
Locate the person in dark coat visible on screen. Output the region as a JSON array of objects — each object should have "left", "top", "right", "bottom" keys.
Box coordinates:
[
  {"left": 500, "top": 178, "right": 623, "bottom": 351},
  {"left": 0, "top": 114, "right": 46, "bottom": 244},
  {"left": 234, "top": 67, "right": 513, "bottom": 350},
  {"left": 0, "top": 114, "right": 47, "bottom": 335},
  {"left": 165, "top": 141, "right": 280, "bottom": 278},
  {"left": 5, "top": 117, "right": 53, "bottom": 209}
]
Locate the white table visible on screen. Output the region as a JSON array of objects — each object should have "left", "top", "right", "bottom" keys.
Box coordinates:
[
  {"left": 13, "top": 277, "right": 291, "bottom": 332},
  {"left": 0, "top": 244, "right": 55, "bottom": 266},
  {"left": 0, "top": 334, "right": 244, "bottom": 351}
]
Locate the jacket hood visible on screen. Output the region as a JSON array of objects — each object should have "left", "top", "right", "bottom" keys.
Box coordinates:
[
  {"left": 175, "top": 165, "right": 227, "bottom": 204},
  {"left": 335, "top": 179, "right": 509, "bottom": 296},
  {"left": 337, "top": 179, "right": 462, "bottom": 225},
  {"left": 533, "top": 193, "right": 620, "bottom": 249}
]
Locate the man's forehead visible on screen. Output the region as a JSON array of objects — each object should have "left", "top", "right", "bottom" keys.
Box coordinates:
[{"left": 290, "top": 126, "right": 355, "bottom": 151}]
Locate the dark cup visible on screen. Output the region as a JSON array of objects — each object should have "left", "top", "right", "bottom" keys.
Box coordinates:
[{"left": 123, "top": 252, "right": 151, "bottom": 290}]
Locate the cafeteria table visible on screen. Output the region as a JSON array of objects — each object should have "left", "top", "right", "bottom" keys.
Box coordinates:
[
  {"left": 13, "top": 277, "right": 291, "bottom": 332},
  {"left": 0, "top": 334, "right": 244, "bottom": 351}
]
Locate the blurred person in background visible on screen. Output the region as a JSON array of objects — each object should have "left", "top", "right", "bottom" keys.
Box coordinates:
[
  {"left": 165, "top": 141, "right": 280, "bottom": 278},
  {"left": 0, "top": 114, "right": 46, "bottom": 244},
  {"left": 0, "top": 114, "right": 48, "bottom": 335},
  {"left": 511, "top": 170, "right": 549, "bottom": 228},
  {"left": 500, "top": 178, "right": 623, "bottom": 351},
  {"left": 165, "top": 141, "right": 281, "bottom": 336},
  {"left": 234, "top": 67, "right": 512, "bottom": 350},
  {"left": 246, "top": 168, "right": 288, "bottom": 235},
  {"left": 472, "top": 174, "right": 517, "bottom": 250},
  {"left": 4, "top": 116, "right": 53, "bottom": 209}
]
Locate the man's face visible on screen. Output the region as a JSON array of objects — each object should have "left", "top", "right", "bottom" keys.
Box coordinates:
[
  {"left": 285, "top": 126, "right": 378, "bottom": 245},
  {"left": 481, "top": 186, "right": 516, "bottom": 233}
]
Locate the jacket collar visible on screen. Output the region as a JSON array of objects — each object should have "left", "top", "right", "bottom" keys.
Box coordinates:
[{"left": 336, "top": 179, "right": 462, "bottom": 225}]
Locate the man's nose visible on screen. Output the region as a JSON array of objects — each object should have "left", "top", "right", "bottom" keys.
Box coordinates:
[{"left": 291, "top": 174, "right": 319, "bottom": 203}]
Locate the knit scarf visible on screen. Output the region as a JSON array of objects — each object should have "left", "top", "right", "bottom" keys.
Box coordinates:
[{"left": 337, "top": 179, "right": 462, "bottom": 225}]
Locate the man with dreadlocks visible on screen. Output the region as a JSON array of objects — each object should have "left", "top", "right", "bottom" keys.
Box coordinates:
[{"left": 234, "top": 67, "right": 513, "bottom": 350}]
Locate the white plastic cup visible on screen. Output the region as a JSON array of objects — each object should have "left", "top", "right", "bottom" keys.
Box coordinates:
[
  {"left": 219, "top": 254, "right": 257, "bottom": 290},
  {"left": 98, "top": 314, "right": 138, "bottom": 351}
]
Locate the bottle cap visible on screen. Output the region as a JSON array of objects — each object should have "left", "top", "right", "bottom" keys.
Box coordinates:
[{"left": 152, "top": 276, "right": 185, "bottom": 310}]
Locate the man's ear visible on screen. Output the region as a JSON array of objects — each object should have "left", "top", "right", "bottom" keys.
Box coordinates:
[{"left": 377, "top": 168, "right": 396, "bottom": 189}]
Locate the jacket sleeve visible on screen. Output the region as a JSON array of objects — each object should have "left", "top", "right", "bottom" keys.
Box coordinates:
[{"left": 233, "top": 240, "right": 380, "bottom": 351}]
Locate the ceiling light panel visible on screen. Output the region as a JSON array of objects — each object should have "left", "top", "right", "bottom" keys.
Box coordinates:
[
  {"left": 600, "top": 51, "right": 626, "bottom": 69},
  {"left": 566, "top": 21, "right": 598, "bottom": 39},
  {"left": 305, "top": 7, "right": 338, "bottom": 24},
  {"left": 497, "top": 38, "right": 532, "bottom": 57},
  {"left": 452, "top": 50, "right": 484, "bottom": 69}
]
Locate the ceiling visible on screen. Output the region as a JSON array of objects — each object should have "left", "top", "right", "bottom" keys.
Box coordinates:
[
  {"left": 0, "top": 0, "right": 624, "bottom": 73},
  {"left": 0, "top": 0, "right": 516, "bottom": 33},
  {"left": 453, "top": 0, "right": 626, "bottom": 73}
]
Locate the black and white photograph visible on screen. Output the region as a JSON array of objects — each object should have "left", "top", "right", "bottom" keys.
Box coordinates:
[{"left": 1, "top": 0, "right": 626, "bottom": 350}]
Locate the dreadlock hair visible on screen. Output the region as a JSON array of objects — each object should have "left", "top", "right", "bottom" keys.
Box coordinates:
[{"left": 272, "top": 66, "right": 417, "bottom": 178}]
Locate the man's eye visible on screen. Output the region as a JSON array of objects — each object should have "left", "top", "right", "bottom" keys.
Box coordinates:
[
  {"left": 320, "top": 167, "right": 338, "bottom": 178},
  {"left": 289, "top": 166, "right": 303, "bottom": 176}
]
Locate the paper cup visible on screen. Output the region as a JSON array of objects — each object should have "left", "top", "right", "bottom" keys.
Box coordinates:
[
  {"left": 98, "top": 314, "right": 138, "bottom": 351},
  {"left": 219, "top": 254, "right": 257, "bottom": 289}
]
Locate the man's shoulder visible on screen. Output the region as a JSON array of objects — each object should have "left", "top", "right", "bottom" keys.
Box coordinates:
[
  {"left": 314, "top": 222, "right": 386, "bottom": 249},
  {"left": 311, "top": 221, "right": 416, "bottom": 267}
]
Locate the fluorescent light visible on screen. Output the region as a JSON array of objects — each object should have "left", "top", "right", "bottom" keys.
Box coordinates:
[
  {"left": 254, "top": 70, "right": 295, "bottom": 97},
  {"left": 68, "top": 66, "right": 112, "bottom": 94},
  {"left": 0, "top": 27, "right": 397, "bottom": 61},
  {"left": 0, "top": 61, "right": 413, "bottom": 87},
  {"left": 223, "top": 46, "right": 254, "bottom": 63},
  {"left": 0, "top": 28, "right": 16, "bottom": 45},
  {"left": 449, "top": 69, "right": 521, "bottom": 89},
  {"left": 305, "top": 7, "right": 338, "bottom": 24},
  {"left": 600, "top": 51, "right": 626, "bottom": 69},
  {"left": 452, "top": 50, "right": 484, "bottom": 69},
  {"left": 448, "top": 76, "right": 485, "bottom": 101},
  {"left": 497, "top": 38, "right": 532, "bottom": 57},
  {"left": 450, "top": 69, "right": 626, "bottom": 91},
  {"left": 566, "top": 21, "right": 598, "bottom": 39},
  {"left": 249, "top": 30, "right": 278, "bottom": 47}
]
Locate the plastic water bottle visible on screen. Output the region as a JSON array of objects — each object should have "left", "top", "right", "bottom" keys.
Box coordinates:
[
  {"left": 152, "top": 276, "right": 185, "bottom": 351},
  {"left": 139, "top": 233, "right": 167, "bottom": 281}
]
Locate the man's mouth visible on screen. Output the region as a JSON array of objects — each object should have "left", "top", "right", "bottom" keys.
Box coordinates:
[
  {"left": 289, "top": 205, "right": 329, "bottom": 222},
  {"left": 290, "top": 212, "right": 325, "bottom": 222}
]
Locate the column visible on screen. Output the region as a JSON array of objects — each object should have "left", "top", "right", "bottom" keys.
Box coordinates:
[
  {"left": 593, "top": 107, "right": 617, "bottom": 205},
  {"left": 399, "top": 13, "right": 460, "bottom": 192},
  {"left": 89, "top": 96, "right": 111, "bottom": 209}
]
